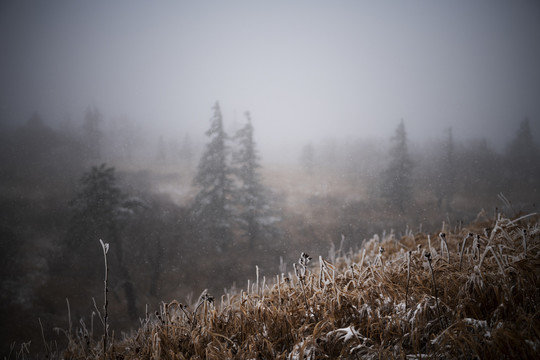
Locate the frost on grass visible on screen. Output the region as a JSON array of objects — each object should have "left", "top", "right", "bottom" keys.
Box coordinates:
[{"left": 51, "top": 212, "right": 539, "bottom": 359}]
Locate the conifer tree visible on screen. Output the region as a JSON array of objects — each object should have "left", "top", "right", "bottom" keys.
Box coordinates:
[
  {"left": 180, "top": 133, "right": 194, "bottom": 169},
  {"left": 434, "top": 128, "right": 456, "bottom": 210},
  {"left": 157, "top": 135, "right": 167, "bottom": 163},
  {"left": 300, "top": 142, "right": 315, "bottom": 174},
  {"left": 83, "top": 105, "right": 103, "bottom": 160},
  {"left": 505, "top": 117, "right": 540, "bottom": 189},
  {"left": 67, "top": 164, "right": 123, "bottom": 258},
  {"left": 506, "top": 118, "right": 539, "bottom": 167},
  {"left": 66, "top": 163, "right": 142, "bottom": 318},
  {"left": 507, "top": 118, "right": 538, "bottom": 157},
  {"left": 381, "top": 120, "right": 413, "bottom": 211},
  {"left": 232, "top": 112, "right": 278, "bottom": 248},
  {"left": 191, "top": 102, "right": 234, "bottom": 251}
]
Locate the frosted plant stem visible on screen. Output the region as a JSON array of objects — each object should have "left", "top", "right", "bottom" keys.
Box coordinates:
[
  {"left": 66, "top": 298, "right": 72, "bottom": 337},
  {"left": 276, "top": 275, "right": 281, "bottom": 307},
  {"left": 459, "top": 233, "right": 472, "bottom": 271},
  {"left": 425, "top": 253, "right": 445, "bottom": 329},
  {"left": 39, "top": 318, "right": 49, "bottom": 354},
  {"left": 522, "top": 229, "right": 527, "bottom": 256},
  {"left": 439, "top": 233, "right": 450, "bottom": 263},
  {"left": 405, "top": 251, "right": 411, "bottom": 311},
  {"left": 256, "top": 265, "right": 259, "bottom": 297},
  {"left": 99, "top": 239, "right": 109, "bottom": 360},
  {"left": 509, "top": 212, "right": 538, "bottom": 225},
  {"left": 299, "top": 277, "right": 310, "bottom": 317}
]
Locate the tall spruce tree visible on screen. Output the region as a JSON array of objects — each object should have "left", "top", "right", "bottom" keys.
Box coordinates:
[
  {"left": 191, "top": 102, "right": 234, "bottom": 251},
  {"left": 382, "top": 120, "right": 413, "bottom": 210},
  {"left": 232, "top": 112, "right": 277, "bottom": 248}
]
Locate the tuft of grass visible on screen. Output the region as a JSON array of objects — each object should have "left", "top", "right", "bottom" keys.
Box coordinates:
[{"left": 43, "top": 212, "right": 540, "bottom": 359}]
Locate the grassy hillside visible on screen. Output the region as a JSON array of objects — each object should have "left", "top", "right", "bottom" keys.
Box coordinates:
[{"left": 23, "top": 211, "right": 538, "bottom": 359}]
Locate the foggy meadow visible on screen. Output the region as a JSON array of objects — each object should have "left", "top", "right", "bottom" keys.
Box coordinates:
[
  {"left": 1, "top": 1, "right": 539, "bottom": 358},
  {"left": 2, "top": 103, "right": 539, "bottom": 357}
]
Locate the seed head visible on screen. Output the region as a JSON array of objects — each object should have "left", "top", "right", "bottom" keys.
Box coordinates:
[
  {"left": 299, "top": 252, "right": 312, "bottom": 266},
  {"left": 200, "top": 293, "right": 214, "bottom": 305}
]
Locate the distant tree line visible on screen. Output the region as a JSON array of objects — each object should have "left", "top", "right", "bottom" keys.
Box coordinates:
[{"left": 299, "top": 117, "right": 540, "bottom": 213}]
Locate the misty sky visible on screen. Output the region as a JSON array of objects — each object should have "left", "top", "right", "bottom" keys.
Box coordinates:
[{"left": 1, "top": 1, "right": 540, "bottom": 158}]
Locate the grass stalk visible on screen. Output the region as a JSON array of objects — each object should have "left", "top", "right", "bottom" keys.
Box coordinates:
[
  {"left": 405, "top": 250, "right": 411, "bottom": 311},
  {"left": 522, "top": 229, "right": 527, "bottom": 256},
  {"left": 66, "top": 297, "right": 72, "bottom": 337},
  {"left": 39, "top": 318, "right": 50, "bottom": 355},
  {"left": 294, "top": 263, "right": 310, "bottom": 315},
  {"left": 439, "top": 232, "right": 450, "bottom": 263},
  {"left": 459, "top": 233, "right": 472, "bottom": 271},
  {"left": 99, "top": 239, "right": 110, "bottom": 359},
  {"left": 425, "top": 252, "right": 445, "bottom": 329}
]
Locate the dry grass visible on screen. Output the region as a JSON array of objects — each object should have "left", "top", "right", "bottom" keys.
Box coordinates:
[{"left": 44, "top": 212, "right": 540, "bottom": 359}]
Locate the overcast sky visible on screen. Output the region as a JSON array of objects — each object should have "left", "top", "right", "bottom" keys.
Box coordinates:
[{"left": 1, "top": 0, "right": 539, "bottom": 158}]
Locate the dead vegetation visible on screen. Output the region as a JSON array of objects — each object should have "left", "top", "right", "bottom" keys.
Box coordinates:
[{"left": 30, "top": 212, "right": 540, "bottom": 359}]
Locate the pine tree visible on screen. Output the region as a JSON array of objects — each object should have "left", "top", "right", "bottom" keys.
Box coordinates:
[
  {"left": 300, "top": 142, "right": 315, "bottom": 174},
  {"left": 382, "top": 120, "right": 413, "bottom": 211},
  {"left": 66, "top": 163, "right": 142, "bottom": 318},
  {"left": 83, "top": 105, "right": 103, "bottom": 160},
  {"left": 191, "top": 102, "right": 234, "bottom": 251},
  {"left": 460, "top": 138, "right": 501, "bottom": 196},
  {"left": 506, "top": 118, "right": 539, "bottom": 168},
  {"left": 157, "top": 135, "right": 167, "bottom": 163},
  {"left": 433, "top": 128, "right": 456, "bottom": 210},
  {"left": 180, "top": 133, "right": 194, "bottom": 169},
  {"left": 232, "top": 112, "right": 278, "bottom": 248},
  {"left": 67, "top": 164, "right": 123, "bottom": 257},
  {"left": 505, "top": 117, "right": 540, "bottom": 189},
  {"left": 507, "top": 118, "right": 538, "bottom": 158}
]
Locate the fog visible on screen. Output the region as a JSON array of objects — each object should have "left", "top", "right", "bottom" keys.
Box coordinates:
[
  {"left": 1, "top": 1, "right": 540, "bottom": 356},
  {"left": 2, "top": 1, "right": 540, "bottom": 160}
]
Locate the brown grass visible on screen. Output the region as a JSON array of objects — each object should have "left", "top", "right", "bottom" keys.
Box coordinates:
[{"left": 50, "top": 212, "right": 540, "bottom": 359}]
